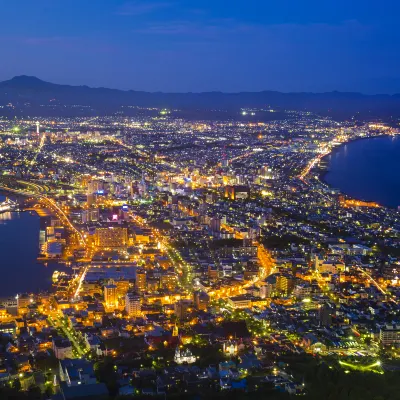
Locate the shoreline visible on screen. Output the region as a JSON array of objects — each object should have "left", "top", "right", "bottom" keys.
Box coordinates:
[{"left": 317, "top": 134, "right": 399, "bottom": 208}]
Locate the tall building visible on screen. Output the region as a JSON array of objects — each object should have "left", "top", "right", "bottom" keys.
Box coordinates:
[
  {"left": 104, "top": 280, "right": 117, "bottom": 309},
  {"left": 276, "top": 274, "right": 295, "bottom": 297},
  {"left": 210, "top": 216, "right": 221, "bottom": 233},
  {"left": 160, "top": 272, "right": 177, "bottom": 290},
  {"left": 125, "top": 292, "right": 141, "bottom": 317},
  {"left": 82, "top": 209, "right": 99, "bottom": 223},
  {"left": 95, "top": 227, "right": 128, "bottom": 248},
  {"left": 135, "top": 269, "right": 147, "bottom": 293},
  {"left": 319, "top": 304, "right": 334, "bottom": 327},
  {"left": 380, "top": 325, "right": 400, "bottom": 346},
  {"left": 174, "top": 300, "right": 191, "bottom": 321},
  {"left": 17, "top": 294, "right": 31, "bottom": 315},
  {"left": 224, "top": 185, "right": 250, "bottom": 200},
  {"left": 193, "top": 291, "right": 210, "bottom": 311}
]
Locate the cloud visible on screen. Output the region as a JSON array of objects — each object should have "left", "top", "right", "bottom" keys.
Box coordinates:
[{"left": 116, "top": 1, "right": 173, "bottom": 16}]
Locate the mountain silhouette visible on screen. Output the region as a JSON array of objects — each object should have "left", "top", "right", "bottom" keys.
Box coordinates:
[{"left": 1, "top": 75, "right": 399, "bottom": 118}]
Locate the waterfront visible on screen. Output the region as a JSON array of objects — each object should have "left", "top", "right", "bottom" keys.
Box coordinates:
[
  {"left": 0, "top": 194, "right": 62, "bottom": 296},
  {"left": 324, "top": 135, "right": 400, "bottom": 208}
]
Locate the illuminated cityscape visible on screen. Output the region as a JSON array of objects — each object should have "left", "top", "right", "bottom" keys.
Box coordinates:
[
  {"left": 1, "top": 0, "right": 400, "bottom": 398},
  {"left": 0, "top": 108, "right": 399, "bottom": 399}
]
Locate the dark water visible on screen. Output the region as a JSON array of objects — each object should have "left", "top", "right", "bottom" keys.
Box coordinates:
[
  {"left": 0, "top": 194, "right": 62, "bottom": 296},
  {"left": 324, "top": 136, "right": 400, "bottom": 208}
]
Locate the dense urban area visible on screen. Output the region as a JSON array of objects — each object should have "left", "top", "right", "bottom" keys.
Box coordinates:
[{"left": 0, "top": 107, "right": 400, "bottom": 400}]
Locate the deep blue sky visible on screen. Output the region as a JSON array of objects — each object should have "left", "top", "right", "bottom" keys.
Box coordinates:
[{"left": 1, "top": 0, "right": 400, "bottom": 93}]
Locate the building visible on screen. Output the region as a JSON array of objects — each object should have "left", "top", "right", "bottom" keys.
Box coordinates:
[
  {"left": 135, "top": 269, "right": 147, "bottom": 293},
  {"left": 193, "top": 291, "right": 210, "bottom": 311},
  {"left": 174, "top": 346, "right": 196, "bottom": 364},
  {"left": 319, "top": 304, "right": 334, "bottom": 327},
  {"left": 59, "top": 359, "right": 97, "bottom": 386},
  {"left": 53, "top": 337, "right": 73, "bottom": 360},
  {"left": 95, "top": 227, "right": 128, "bottom": 248},
  {"left": 160, "top": 272, "right": 177, "bottom": 290},
  {"left": 315, "top": 256, "right": 345, "bottom": 274},
  {"left": 227, "top": 295, "right": 251, "bottom": 309},
  {"left": 293, "top": 283, "right": 311, "bottom": 299},
  {"left": 174, "top": 300, "right": 191, "bottom": 320},
  {"left": 125, "top": 292, "right": 141, "bottom": 317},
  {"left": 224, "top": 185, "right": 250, "bottom": 200},
  {"left": 82, "top": 209, "right": 100, "bottom": 223},
  {"left": 276, "top": 274, "right": 295, "bottom": 296},
  {"left": 104, "top": 280, "right": 118, "bottom": 309},
  {"left": 0, "top": 322, "right": 17, "bottom": 336},
  {"left": 380, "top": 325, "right": 400, "bottom": 346},
  {"left": 210, "top": 216, "right": 221, "bottom": 232},
  {"left": 17, "top": 294, "right": 32, "bottom": 315},
  {"left": 44, "top": 239, "right": 65, "bottom": 258}
]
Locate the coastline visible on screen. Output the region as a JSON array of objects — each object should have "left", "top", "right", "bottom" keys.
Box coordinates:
[{"left": 317, "top": 134, "right": 399, "bottom": 208}]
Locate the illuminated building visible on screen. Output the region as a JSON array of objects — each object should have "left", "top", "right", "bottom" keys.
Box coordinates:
[
  {"left": 135, "top": 269, "right": 147, "bottom": 293},
  {"left": 174, "top": 346, "right": 196, "bottom": 364},
  {"left": 0, "top": 322, "right": 17, "bottom": 336},
  {"left": 276, "top": 274, "right": 295, "bottom": 296},
  {"left": 125, "top": 292, "right": 141, "bottom": 317},
  {"left": 223, "top": 340, "right": 238, "bottom": 355},
  {"left": 315, "top": 256, "right": 345, "bottom": 274},
  {"left": 380, "top": 325, "right": 400, "bottom": 346},
  {"left": 174, "top": 300, "right": 191, "bottom": 320},
  {"left": 95, "top": 227, "right": 128, "bottom": 247},
  {"left": 17, "top": 294, "right": 31, "bottom": 315},
  {"left": 82, "top": 209, "right": 100, "bottom": 223},
  {"left": 227, "top": 295, "right": 251, "bottom": 309},
  {"left": 259, "top": 283, "right": 272, "bottom": 299},
  {"left": 224, "top": 185, "right": 250, "bottom": 200},
  {"left": 193, "top": 290, "right": 209, "bottom": 311},
  {"left": 260, "top": 165, "right": 274, "bottom": 179},
  {"left": 160, "top": 272, "right": 177, "bottom": 290},
  {"left": 293, "top": 283, "right": 311, "bottom": 299},
  {"left": 87, "top": 180, "right": 106, "bottom": 195},
  {"left": 104, "top": 280, "right": 118, "bottom": 309},
  {"left": 53, "top": 337, "right": 73, "bottom": 360}
]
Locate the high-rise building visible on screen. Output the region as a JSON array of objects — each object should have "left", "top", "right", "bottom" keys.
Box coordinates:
[
  {"left": 174, "top": 300, "right": 191, "bottom": 321},
  {"left": 380, "top": 325, "right": 400, "bottom": 346},
  {"left": 193, "top": 291, "right": 209, "bottom": 311},
  {"left": 210, "top": 216, "right": 221, "bottom": 233},
  {"left": 224, "top": 185, "right": 250, "bottom": 200},
  {"left": 135, "top": 269, "right": 147, "bottom": 293},
  {"left": 319, "top": 304, "right": 334, "bottom": 327},
  {"left": 104, "top": 280, "right": 117, "bottom": 309},
  {"left": 125, "top": 292, "right": 141, "bottom": 317},
  {"left": 160, "top": 272, "right": 177, "bottom": 290},
  {"left": 276, "top": 274, "right": 295, "bottom": 296}
]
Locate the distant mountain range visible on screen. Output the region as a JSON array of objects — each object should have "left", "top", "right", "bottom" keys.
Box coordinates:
[{"left": 1, "top": 75, "right": 400, "bottom": 119}]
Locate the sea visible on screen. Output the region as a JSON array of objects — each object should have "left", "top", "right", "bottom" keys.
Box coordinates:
[
  {"left": 324, "top": 135, "right": 400, "bottom": 209},
  {"left": 0, "top": 194, "right": 64, "bottom": 297}
]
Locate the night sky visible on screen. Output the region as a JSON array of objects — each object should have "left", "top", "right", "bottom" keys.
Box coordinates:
[{"left": 1, "top": 0, "right": 399, "bottom": 93}]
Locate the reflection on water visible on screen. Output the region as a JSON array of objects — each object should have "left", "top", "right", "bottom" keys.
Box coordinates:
[{"left": 0, "top": 212, "right": 13, "bottom": 221}]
